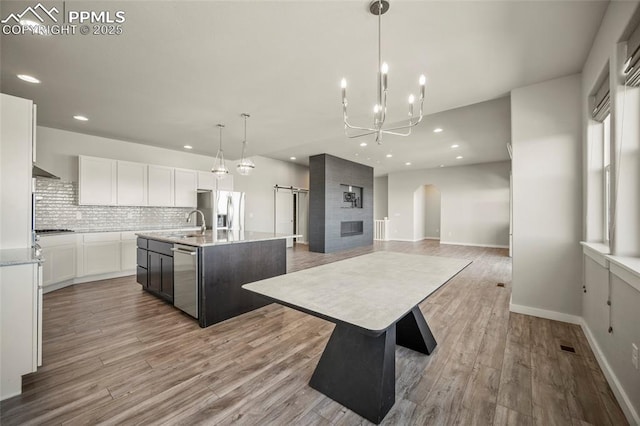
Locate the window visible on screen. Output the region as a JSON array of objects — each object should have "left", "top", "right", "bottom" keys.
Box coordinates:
[
  {"left": 603, "top": 114, "right": 611, "bottom": 242},
  {"left": 589, "top": 70, "right": 611, "bottom": 244}
]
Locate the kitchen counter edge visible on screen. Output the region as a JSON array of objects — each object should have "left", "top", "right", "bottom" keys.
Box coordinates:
[
  {"left": 0, "top": 248, "right": 44, "bottom": 267},
  {"left": 135, "top": 231, "right": 302, "bottom": 247}
]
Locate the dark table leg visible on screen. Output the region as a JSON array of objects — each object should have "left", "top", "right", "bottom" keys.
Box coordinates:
[
  {"left": 309, "top": 323, "right": 396, "bottom": 424},
  {"left": 396, "top": 305, "right": 437, "bottom": 354}
]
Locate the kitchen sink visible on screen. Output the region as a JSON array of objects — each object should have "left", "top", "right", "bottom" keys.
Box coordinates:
[{"left": 162, "top": 232, "right": 204, "bottom": 239}]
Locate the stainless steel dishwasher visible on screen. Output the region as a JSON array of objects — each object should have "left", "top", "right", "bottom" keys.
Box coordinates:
[{"left": 171, "top": 244, "right": 198, "bottom": 319}]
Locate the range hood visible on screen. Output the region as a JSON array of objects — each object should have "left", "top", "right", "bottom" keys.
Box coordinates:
[{"left": 33, "top": 165, "right": 60, "bottom": 179}]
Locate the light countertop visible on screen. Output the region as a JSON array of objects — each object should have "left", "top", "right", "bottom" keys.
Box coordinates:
[
  {"left": 37, "top": 226, "right": 202, "bottom": 235},
  {"left": 136, "top": 229, "right": 301, "bottom": 247},
  {"left": 243, "top": 251, "right": 471, "bottom": 333},
  {"left": 0, "top": 248, "right": 43, "bottom": 267}
]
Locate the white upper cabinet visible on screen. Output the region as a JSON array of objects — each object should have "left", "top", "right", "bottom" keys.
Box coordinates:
[
  {"left": 197, "top": 171, "right": 216, "bottom": 191},
  {"left": 78, "top": 156, "right": 117, "bottom": 205},
  {"left": 117, "top": 161, "right": 148, "bottom": 206},
  {"left": 77, "top": 155, "right": 206, "bottom": 207},
  {"left": 148, "top": 165, "right": 175, "bottom": 206},
  {"left": 174, "top": 168, "right": 197, "bottom": 207}
]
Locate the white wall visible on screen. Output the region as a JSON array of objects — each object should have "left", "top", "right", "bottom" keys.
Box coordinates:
[
  {"left": 423, "top": 185, "right": 441, "bottom": 239},
  {"left": 580, "top": 2, "right": 640, "bottom": 423},
  {"left": 373, "top": 176, "right": 388, "bottom": 220},
  {"left": 36, "top": 126, "right": 217, "bottom": 182},
  {"left": 412, "top": 186, "right": 425, "bottom": 241},
  {"left": 35, "top": 126, "right": 308, "bottom": 234},
  {"left": 387, "top": 161, "right": 510, "bottom": 246},
  {"left": 233, "top": 156, "right": 308, "bottom": 234},
  {"left": 510, "top": 74, "right": 582, "bottom": 318}
]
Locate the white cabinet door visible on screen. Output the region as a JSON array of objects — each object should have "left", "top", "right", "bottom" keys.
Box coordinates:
[
  {"left": 117, "top": 161, "right": 148, "bottom": 206},
  {"left": 39, "top": 234, "right": 78, "bottom": 287},
  {"left": 174, "top": 169, "right": 197, "bottom": 207},
  {"left": 82, "top": 233, "right": 121, "bottom": 276},
  {"left": 120, "top": 232, "right": 137, "bottom": 271},
  {"left": 148, "top": 165, "right": 174, "bottom": 206},
  {"left": 41, "top": 244, "right": 76, "bottom": 287},
  {"left": 84, "top": 242, "right": 121, "bottom": 275},
  {"left": 79, "top": 156, "right": 117, "bottom": 205},
  {"left": 0, "top": 263, "right": 37, "bottom": 400},
  {"left": 197, "top": 171, "right": 216, "bottom": 191},
  {"left": 216, "top": 174, "right": 234, "bottom": 192}
]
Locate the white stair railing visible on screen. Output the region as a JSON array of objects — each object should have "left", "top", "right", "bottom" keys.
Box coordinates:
[{"left": 374, "top": 219, "right": 390, "bottom": 241}]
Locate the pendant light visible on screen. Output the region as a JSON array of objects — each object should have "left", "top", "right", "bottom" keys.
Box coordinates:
[
  {"left": 211, "top": 124, "right": 229, "bottom": 177},
  {"left": 237, "top": 113, "right": 256, "bottom": 176},
  {"left": 340, "top": 0, "right": 426, "bottom": 144}
]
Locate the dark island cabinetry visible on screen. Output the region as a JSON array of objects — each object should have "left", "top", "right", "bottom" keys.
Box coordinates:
[
  {"left": 137, "top": 237, "right": 174, "bottom": 302},
  {"left": 135, "top": 230, "right": 293, "bottom": 328}
]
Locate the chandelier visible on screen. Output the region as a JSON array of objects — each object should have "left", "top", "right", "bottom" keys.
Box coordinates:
[
  {"left": 340, "top": 0, "right": 426, "bottom": 144},
  {"left": 211, "top": 124, "right": 229, "bottom": 177},
  {"left": 236, "top": 113, "right": 256, "bottom": 176}
]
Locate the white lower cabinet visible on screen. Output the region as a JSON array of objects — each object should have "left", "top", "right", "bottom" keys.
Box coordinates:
[
  {"left": 82, "top": 233, "right": 121, "bottom": 276},
  {"left": 120, "top": 232, "right": 138, "bottom": 271},
  {"left": 39, "top": 229, "right": 189, "bottom": 290},
  {"left": 1, "top": 262, "right": 39, "bottom": 401},
  {"left": 39, "top": 234, "right": 78, "bottom": 288}
]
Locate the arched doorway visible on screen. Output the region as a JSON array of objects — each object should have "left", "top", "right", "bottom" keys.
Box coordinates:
[{"left": 413, "top": 184, "right": 441, "bottom": 241}]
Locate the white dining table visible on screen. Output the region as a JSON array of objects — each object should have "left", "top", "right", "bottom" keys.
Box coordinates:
[{"left": 243, "top": 251, "right": 471, "bottom": 424}]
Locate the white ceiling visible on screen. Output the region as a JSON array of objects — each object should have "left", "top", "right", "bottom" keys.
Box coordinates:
[{"left": 0, "top": 1, "right": 607, "bottom": 176}]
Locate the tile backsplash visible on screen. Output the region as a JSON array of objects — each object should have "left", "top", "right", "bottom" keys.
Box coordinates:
[{"left": 35, "top": 179, "right": 193, "bottom": 231}]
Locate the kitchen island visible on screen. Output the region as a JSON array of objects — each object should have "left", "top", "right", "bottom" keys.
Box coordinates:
[{"left": 135, "top": 229, "right": 295, "bottom": 328}]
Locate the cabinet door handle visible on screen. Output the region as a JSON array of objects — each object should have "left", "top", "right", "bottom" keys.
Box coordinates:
[{"left": 170, "top": 248, "right": 196, "bottom": 256}]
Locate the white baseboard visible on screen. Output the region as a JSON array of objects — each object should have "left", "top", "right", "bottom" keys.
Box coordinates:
[
  {"left": 388, "top": 238, "right": 508, "bottom": 248},
  {"left": 580, "top": 320, "right": 640, "bottom": 426},
  {"left": 440, "top": 241, "right": 510, "bottom": 249},
  {"left": 509, "top": 302, "right": 582, "bottom": 325},
  {"left": 43, "top": 270, "right": 136, "bottom": 294},
  {"left": 509, "top": 300, "right": 639, "bottom": 425}
]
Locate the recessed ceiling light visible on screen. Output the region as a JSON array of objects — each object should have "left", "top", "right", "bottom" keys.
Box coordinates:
[
  {"left": 405, "top": 162, "right": 411, "bottom": 166},
  {"left": 440, "top": 164, "right": 445, "bottom": 167},
  {"left": 386, "top": 154, "right": 393, "bottom": 158},
  {"left": 183, "top": 145, "right": 193, "bottom": 150},
  {"left": 355, "top": 153, "right": 359, "bottom": 156},
  {"left": 433, "top": 128, "right": 443, "bottom": 133},
  {"left": 456, "top": 155, "right": 463, "bottom": 160},
  {"left": 360, "top": 142, "right": 367, "bottom": 147},
  {"left": 451, "top": 144, "right": 459, "bottom": 148},
  {"left": 290, "top": 156, "right": 296, "bottom": 160},
  {"left": 17, "top": 74, "right": 40, "bottom": 84},
  {"left": 73, "top": 115, "right": 89, "bottom": 121}
]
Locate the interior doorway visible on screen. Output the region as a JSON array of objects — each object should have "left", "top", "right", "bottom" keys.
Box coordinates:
[
  {"left": 274, "top": 185, "right": 309, "bottom": 247},
  {"left": 413, "top": 184, "right": 441, "bottom": 241}
]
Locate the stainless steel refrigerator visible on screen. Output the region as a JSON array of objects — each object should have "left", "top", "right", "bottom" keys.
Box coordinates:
[{"left": 197, "top": 190, "right": 245, "bottom": 230}]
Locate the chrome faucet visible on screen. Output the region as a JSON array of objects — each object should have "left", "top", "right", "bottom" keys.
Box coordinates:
[{"left": 186, "top": 209, "right": 206, "bottom": 234}]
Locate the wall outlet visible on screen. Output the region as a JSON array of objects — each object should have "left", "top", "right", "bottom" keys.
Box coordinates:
[
  {"left": 76, "top": 211, "right": 82, "bottom": 220},
  {"left": 633, "top": 343, "right": 639, "bottom": 370}
]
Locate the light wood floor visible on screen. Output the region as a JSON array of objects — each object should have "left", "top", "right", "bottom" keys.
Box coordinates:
[{"left": 0, "top": 240, "right": 628, "bottom": 425}]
